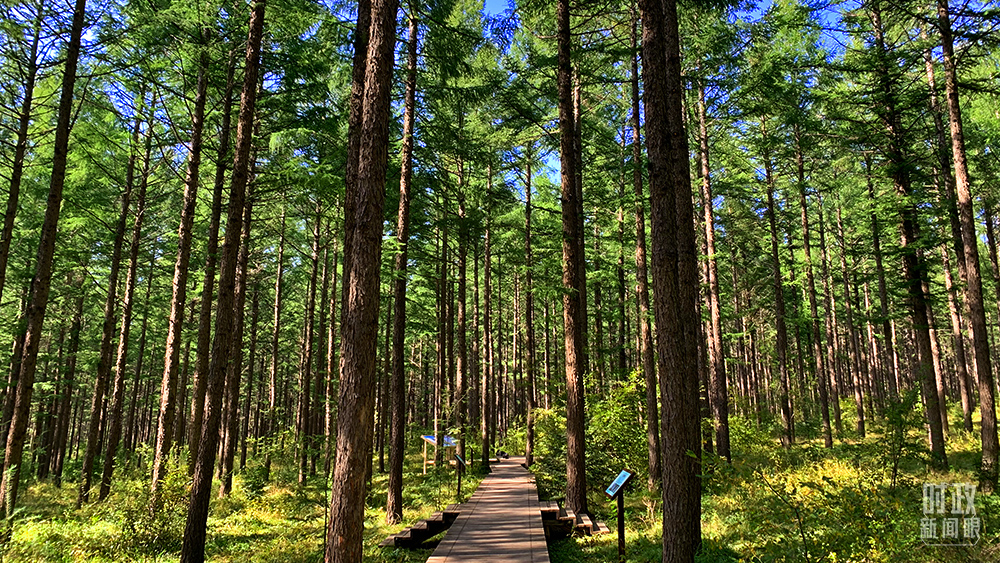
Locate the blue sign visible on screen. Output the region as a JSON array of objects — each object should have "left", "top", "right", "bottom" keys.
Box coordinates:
[
  {"left": 421, "top": 435, "right": 458, "bottom": 447},
  {"left": 605, "top": 469, "right": 634, "bottom": 498},
  {"left": 455, "top": 454, "right": 466, "bottom": 467}
]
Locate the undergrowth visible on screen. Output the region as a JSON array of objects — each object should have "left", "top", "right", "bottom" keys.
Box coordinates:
[
  {"left": 0, "top": 428, "right": 481, "bottom": 562},
  {"left": 528, "top": 382, "right": 1000, "bottom": 563}
]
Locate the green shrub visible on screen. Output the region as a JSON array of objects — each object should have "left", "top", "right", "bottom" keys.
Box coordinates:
[
  {"left": 107, "top": 466, "right": 189, "bottom": 556},
  {"left": 242, "top": 463, "right": 269, "bottom": 500}
]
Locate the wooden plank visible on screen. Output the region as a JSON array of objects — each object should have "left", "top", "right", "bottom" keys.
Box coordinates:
[
  {"left": 585, "top": 514, "right": 609, "bottom": 534},
  {"left": 426, "top": 457, "right": 550, "bottom": 563}
]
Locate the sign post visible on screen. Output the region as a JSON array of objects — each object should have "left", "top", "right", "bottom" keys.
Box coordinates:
[
  {"left": 455, "top": 454, "right": 467, "bottom": 500},
  {"left": 605, "top": 469, "right": 634, "bottom": 563}
]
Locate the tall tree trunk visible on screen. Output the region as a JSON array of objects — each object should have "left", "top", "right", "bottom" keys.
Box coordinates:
[
  {"left": 77, "top": 107, "right": 142, "bottom": 508},
  {"left": 0, "top": 0, "right": 87, "bottom": 521},
  {"left": 179, "top": 1, "right": 265, "bottom": 558},
  {"left": 697, "top": 78, "right": 730, "bottom": 461},
  {"left": 189, "top": 50, "right": 238, "bottom": 473},
  {"left": 795, "top": 126, "right": 832, "bottom": 448},
  {"left": 100, "top": 136, "right": 151, "bottom": 501},
  {"left": 297, "top": 205, "right": 321, "bottom": 486},
  {"left": 241, "top": 285, "right": 260, "bottom": 471},
  {"left": 219, "top": 194, "right": 254, "bottom": 497},
  {"left": 631, "top": 12, "right": 660, "bottom": 489},
  {"left": 340, "top": 0, "right": 373, "bottom": 310},
  {"left": 482, "top": 221, "right": 494, "bottom": 471},
  {"left": 151, "top": 37, "right": 212, "bottom": 503},
  {"left": 324, "top": 233, "right": 339, "bottom": 475},
  {"left": 762, "top": 120, "right": 794, "bottom": 447},
  {"left": 937, "top": 0, "right": 997, "bottom": 489},
  {"left": 0, "top": 7, "right": 43, "bottom": 312},
  {"left": 264, "top": 206, "right": 285, "bottom": 482},
  {"left": 835, "top": 206, "right": 866, "bottom": 437},
  {"left": 457, "top": 187, "right": 469, "bottom": 464},
  {"left": 869, "top": 0, "right": 946, "bottom": 468},
  {"left": 817, "top": 200, "right": 843, "bottom": 434},
  {"left": 524, "top": 150, "right": 536, "bottom": 466},
  {"left": 469, "top": 236, "right": 481, "bottom": 463},
  {"left": 325, "top": 0, "right": 397, "bottom": 559},
  {"left": 125, "top": 261, "right": 153, "bottom": 456},
  {"left": 864, "top": 156, "right": 898, "bottom": 397},
  {"left": 434, "top": 224, "right": 447, "bottom": 468},
  {"left": 385, "top": 48, "right": 418, "bottom": 504},
  {"left": 941, "top": 245, "right": 974, "bottom": 432},
  {"left": 53, "top": 267, "right": 86, "bottom": 487},
  {"left": 557, "top": 0, "right": 588, "bottom": 516},
  {"left": 641, "top": 0, "right": 702, "bottom": 556}
]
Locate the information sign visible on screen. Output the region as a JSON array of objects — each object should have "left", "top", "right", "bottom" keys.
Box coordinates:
[{"left": 605, "top": 469, "right": 634, "bottom": 498}]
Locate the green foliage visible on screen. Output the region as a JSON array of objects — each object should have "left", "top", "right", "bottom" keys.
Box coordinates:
[
  {"left": 585, "top": 372, "right": 651, "bottom": 486},
  {"left": 528, "top": 376, "right": 650, "bottom": 501},
  {"left": 527, "top": 408, "right": 567, "bottom": 500},
  {"left": 240, "top": 463, "right": 269, "bottom": 500},
  {"left": 107, "top": 467, "right": 189, "bottom": 556}
]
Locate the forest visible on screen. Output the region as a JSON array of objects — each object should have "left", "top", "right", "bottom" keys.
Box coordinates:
[{"left": 1, "top": 0, "right": 1000, "bottom": 560}]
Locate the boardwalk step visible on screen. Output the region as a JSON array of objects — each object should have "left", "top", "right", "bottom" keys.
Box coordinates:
[
  {"left": 574, "top": 512, "right": 592, "bottom": 536},
  {"left": 542, "top": 501, "right": 575, "bottom": 541},
  {"left": 539, "top": 500, "right": 560, "bottom": 520},
  {"left": 443, "top": 504, "right": 462, "bottom": 524},
  {"left": 586, "top": 513, "right": 610, "bottom": 534},
  {"left": 381, "top": 505, "right": 464, "bottom": 549},
  {"left": 562, "top": 508, "right": 576, "bottom": 523}
]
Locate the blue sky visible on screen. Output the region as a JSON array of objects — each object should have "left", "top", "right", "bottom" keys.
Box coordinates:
[{"left": 482, "top": 0, "right": 511, "bottom": 16}]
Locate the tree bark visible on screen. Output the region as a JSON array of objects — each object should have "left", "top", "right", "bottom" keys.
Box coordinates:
[
  {"left": 524, "top": 149, "right": 536, "bottom": 466},
  {"left": 640, "top": 0, "right": 702, "bottom": 557},
  {"left": 240, "top": 284, "right": 260, "bottom": 471},
  {"left": 762, "top": 120, "right": 794, "bottom": 447},
  {"left": 324, "top": 0, "right": 397, "bottom": 559},
  {"left": 697, "top": 78, "right": 730, "bottom": 460},
  {"left": 100, "top": 134, "right": 151, "bottom": 501},
  {"left": 188, "top": 50, "right": 237, "bottom": 473},
  {"left": 868, "top": 0, "right": 946, "bottom": 468},
  {"left": 941, "top": 245, "right": 974, "bottom": 432},
  {"left": 457, "top": 188, "right": 469, "bottom": 464},
  {"left": 264, "top": 205, "right": 285, "bottom": 482},
  {"left": 864, "top": 155, "right": 898, "bottom": 398},
  {"left": 151, "top": 37, "right": 212, "bottom": 503},
  {"left": 835, "top": 206, "right": 866, "bottom": 437},
  {"left": 219, "top": 193, "right": 254, "bottom": 497},
  {"left": 179, "top": 0, "right": 265, "bottom": 558},
  {"left": 937, "top": 0, "right": 997, "bottom": 489},
  {"left": 0, "top": 7, "right": 43, "bottom": 313},
  {"left": 794, "top": 126, "right": 832, "bottom": 447},
  {"left": 53, "top": 267, "right": 86, "bottom": 487},
  {"left": 0, "top": 0, "right": 87, "bottom": 521},
  {"left": 631, "top": 12, "right": 660, "bottom": 489},
  {"left": 482, "top": 221, "right": 494, "bottom": 471},
  {"left": 77, "top": 106, "right": 142, "bottom": 508},
  {"left": 557, "top": 0, "right": 588, "bottom": 516},
  {"left": 297, "top": 205, "right": 321, "bottom": 486}
]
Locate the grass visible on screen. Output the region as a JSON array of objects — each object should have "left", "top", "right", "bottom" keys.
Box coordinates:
[
  {"left": 7, "top": 399, "right": 1000, "bottom": 563},
  {"left": 0, "top": 434, "right": 482, "bottom": 563},
  {"left": 541, "top": 399, "right": 1000, "bottom": 562}
]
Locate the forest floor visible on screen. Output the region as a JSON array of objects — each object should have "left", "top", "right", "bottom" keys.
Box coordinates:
[
  {"left": 539, "top": 398, "right": 1000, "bottom": 563},
  {"left": 2, "top": 442, "right": 482, "bottom": 563},
  {"left": 5, "top": 399, "right": 1000, "bottom": 562}
]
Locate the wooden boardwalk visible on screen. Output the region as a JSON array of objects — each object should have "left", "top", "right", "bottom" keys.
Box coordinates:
[{"left": 426, "top": 457, "right": 550, "bottom": 563}]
